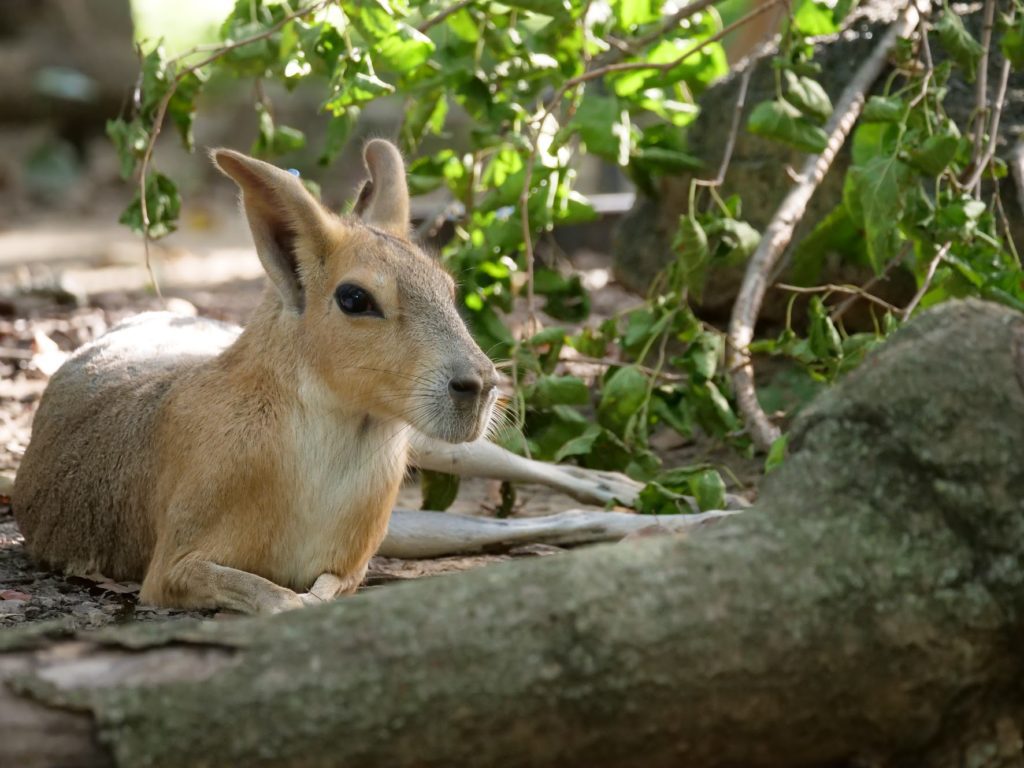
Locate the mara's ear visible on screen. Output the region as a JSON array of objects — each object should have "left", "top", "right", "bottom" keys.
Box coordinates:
[
  {"left": 212, "top": 149, "right": 334, "bottom": 313},
  {"left": 352, "top": 139, "right": 409, "bottom": 237}
]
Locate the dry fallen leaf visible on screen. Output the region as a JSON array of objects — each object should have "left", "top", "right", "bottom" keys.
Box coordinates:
[
  {"left": 30, "top": 330, "right": 68, "bottom": 376},
  {"left": 81, "top": 572, "right": 141, "bottom": 594}
]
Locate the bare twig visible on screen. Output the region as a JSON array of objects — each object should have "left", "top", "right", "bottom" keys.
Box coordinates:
[
  {"left": 417, "top": 0, "right": 475, "bottom": 33},
  {"left": 964, "top": 57, "right": 1012, "bottom": 192},
  {"left": 563, "top": 354, "right": 686, "bottom": 382},
  {"left": 774, "top": 282, "right": 904, "bottom": 316},
  {"left": 1011, "top": 139, "right": 1024, "bottom": 221},
  {"left": 560, "top": 0, "right": 785, "bottom": 94},
  {"left": 971, "top": 0, "right": 996, "bottom": 192},
  {"left": 726, "top": 2, "right": 923, "bottom": 451},
  {"left": 902, "top": 242, "right": 950, "bottom": 318},
  {"left": 519, "top": 129, "right": 542, "bottom": 333},
  {"left": 696, "top": 63, "right": 754, "bottom": 189},
  {"left": 830, "top": 250, "right": 906, "bottom": 321},
  {"left": 615, "top": 0, "right": 720, "bottom": 57}
]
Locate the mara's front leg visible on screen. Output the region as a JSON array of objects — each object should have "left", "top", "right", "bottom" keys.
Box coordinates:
[
  {"left": 140, "top": 553, "right": 306, "bottom": 615},
  {"left": 408, "top": 432, "right": 643, "bottom": 507}
]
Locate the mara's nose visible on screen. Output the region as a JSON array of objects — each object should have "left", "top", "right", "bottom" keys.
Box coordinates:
[{"left": 448, "top": 374, "right": 485, "bottom": 404}]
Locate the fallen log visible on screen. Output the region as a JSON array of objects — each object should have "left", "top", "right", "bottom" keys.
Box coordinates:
[
  {"left": 2, "top": 299, "right": 1023, "bottom": 768},
  {"left": 379, "top": 508, "right": 737, "bottom": 558}
]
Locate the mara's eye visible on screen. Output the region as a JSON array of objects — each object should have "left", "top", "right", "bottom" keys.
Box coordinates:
[{"left": 334, "top": 283, "right": 383, "bottom": 318}]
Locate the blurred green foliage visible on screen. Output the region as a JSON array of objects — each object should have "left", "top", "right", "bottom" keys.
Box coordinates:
[{"left": 112, "top": 0, "right": 1023, "bottom": 514}]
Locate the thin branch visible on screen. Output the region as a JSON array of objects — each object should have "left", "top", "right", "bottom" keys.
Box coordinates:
[
  {"left": 616, "top": 0, "right": 720, "bottom": 57},
  {"left": 774, "top": 282, "right": 904, "bottom": 316},
  {"left": 963, "top": 57, "right": 1012, "bottom": 192},
  {"left": 830, "top": 249, "right": 906, "bottom": 321},
  {"left": 970, "top": 0, "right": 996, "bottom": 193},
  {"left": 562, "top": 354, "right": 687, "bottom": 382},
  {"left": 417, "top": 0, "right": 475, "bottom": 33},
  {"left": 726, "top": 1, "right": 923, "bottom": 451},
  {"left": 1011, "top": 139, "right": 1024, "bottom": 222},
  {"left": 519, "top": 128, "right": 542, "bottom": 333},
  {"left": 560, "top": 0, "right": 785, "bottom": 94},
  {"left": 695, "top": 63, "right": 754, "bottom": 188},
  {"left": 902, "top": 242, "right": 950, "bottom": 318}
]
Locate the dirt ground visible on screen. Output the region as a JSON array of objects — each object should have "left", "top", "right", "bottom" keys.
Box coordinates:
[{"left": 0, "top": 200, "right": 761, "bottom": 631}]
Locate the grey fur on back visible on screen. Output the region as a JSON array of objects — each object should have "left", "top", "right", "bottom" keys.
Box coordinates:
[{"left": 13, "top": 313, "right": 240, "bottom": 580}]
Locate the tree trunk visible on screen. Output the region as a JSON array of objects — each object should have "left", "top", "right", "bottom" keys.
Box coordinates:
[{"left": 3, "top": 299, "right": 1024, "bottom": 768}]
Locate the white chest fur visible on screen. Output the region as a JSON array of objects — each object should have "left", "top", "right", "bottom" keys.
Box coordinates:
[{"left": 276, "top": 375, "right": 409, "bottom": 589}]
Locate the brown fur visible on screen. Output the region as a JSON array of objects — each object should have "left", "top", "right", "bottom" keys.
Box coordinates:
[{"left": 13, "top": 140, "right": 497, "bottom": 614}]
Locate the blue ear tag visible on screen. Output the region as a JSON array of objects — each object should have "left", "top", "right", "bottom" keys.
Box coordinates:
[{"left": 287, "top": 168, "right": 301, "bottom": 177}]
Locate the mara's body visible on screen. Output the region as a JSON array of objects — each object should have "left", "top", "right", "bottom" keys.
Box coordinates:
[
  {"left": 13, "top": 140, "right": 498, "bottom": 613},
  {"left": 16, "top": 308, "right": 405, "bottom": 602}
]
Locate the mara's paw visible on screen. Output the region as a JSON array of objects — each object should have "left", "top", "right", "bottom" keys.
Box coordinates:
[
  {"left": 260, "top": 589, "right": 307, "bottom": 614},
  {"left": 298, "top": 572, "right": 362, "bottom": 606}
]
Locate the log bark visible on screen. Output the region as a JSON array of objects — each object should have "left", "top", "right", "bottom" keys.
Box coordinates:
[{"left": 2, "top": 299, "right": 1024, "bottom": 768}]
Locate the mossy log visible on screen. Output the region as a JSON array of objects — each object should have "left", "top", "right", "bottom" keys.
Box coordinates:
[{"left": 2, "top": 299, "right": 1024, "bottom": 768}]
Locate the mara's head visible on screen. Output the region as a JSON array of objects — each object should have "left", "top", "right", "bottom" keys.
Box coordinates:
[{"left": 213, "top": 139, "right": 497, "bottom": 443}]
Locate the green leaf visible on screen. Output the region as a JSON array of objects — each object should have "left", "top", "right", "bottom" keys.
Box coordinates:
[
  {"left": 635, "top": 481, "right": 688, "bottom": 515},
  {"left": 765, "top": 434, "right": 788, "bottom": 473},
  {"left": 906, "top": 128, "right": 960, "bottom": 176},
  {"left": 598, "top": 365, "right": 648, "bottom": 436},
  {"left": 167, "top": 69, "right": 204, "bottom": 151},
  {"left": 689, "top": 468, "right": 726, "bottom": 511},
  {"left": 685, "top": 331, "right": 723, "bottom": 382},
  {"left": 119, "top": 171, "right": 181, "bottom": 239},
  {"left": 615, "top": 0, "right": 660, "bottom": 30},
  {"left": 861, "top": 95, "right": 905, "bottom": 124},
  {"left": 791, "top": 204, "right": 863, "bottom": 283},
  {"left": 807, "top": 296, "right": 842, "bottom": 359},
  {"left": 400, "top": 93, "right": 447, "bottom": 154},
  {"left": 444, "top": 7, "right": 480, "bottom": 42},
  {"left": 375, "top": 24, "right": 435, "bottom": 71},
  {"left": 106, "top": 118, "right": 149, "bottom": 180},
  {"left": 569, "top": 92, "right": 631, "bottom": 165},
  {"left": 848, "top": 154, "right": 914, "bottom": 271},
  {"left": 783, "top": 70, "right": 832, "bottom": 123},
  {"left": 323, "top": 55, "right": 395, "bottom": 113},
  {"left": 747, "top": 99, "right": 828, "bottom": 153},
  {"left": 502, "top": 0, "right": 570, "bottom": 17},
  {"left": 1001, "top": 15, "right": 1024, "bottom": 68},
  {"left": 936, "top": 8, "right": 983, "bottom": 82},
  {"left": 527, "top": 375, "right": 590, "bottom": 409},
  {"left": 420, "top": 470, "right": 460, "bottom": 511},
  {"left": 553, "top": 423, "right": 603, "bottom": 462},
  {"left": 139, "top": 47, "right": 173, "bottom": 121},
  {"left": 792, "top": 0, "right": 840, "bottom": 35},
  {"left": 691, "top": 381, "right": 739, "bottom": 435},
  {"left": 252, "top": 102, "right": 306, "bottom": 157},
  {"left": 643, "top": 37, "right": 729, "bottom": 93},
  {"left": 708, "top": 217, "right": 761, "bottom": 262},
  {"left": 319, "top": 108, "right": 358, "bottom": 166},
  {"left": 672, "top": 216, "right": 710, "bottom": 297},
  {"left": 351, "top": 0, "right": 399, "bottom": 42},
  {"left": 629, "top": 146, "right": 702, "bottom": 173},
  {"left": 536, "top": 270, "right": 591, "bottom": 322}
]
